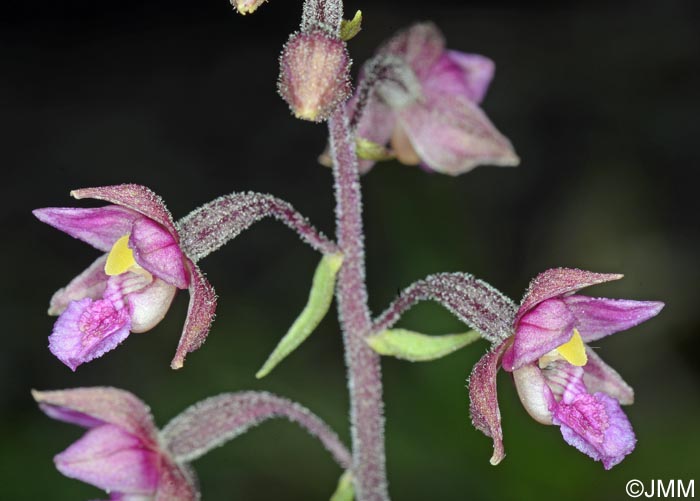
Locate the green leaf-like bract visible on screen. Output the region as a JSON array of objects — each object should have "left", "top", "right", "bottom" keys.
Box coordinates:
[
  {"left": 366, "top": 328, "right": 482, "bottom": 362},
  {"left": 256, "top": 253, "right": 343, "bottom": 378},
  {"left": 330, "top": 471, "right": 354, "bottom": 501}
]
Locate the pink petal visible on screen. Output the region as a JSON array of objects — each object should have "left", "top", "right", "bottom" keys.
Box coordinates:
[
  {"left": 48, "top": 255, "right": 109, "bottom": 316},
  {"left": 562, "top": 296, "right": 664, "bottom": 342},
  {"left": 127, "top": 278, "right": 177, "bottom": 334},
  {"left": 422, "top": 52, "right": 494, "bottom": 104},
  {"left": 55, "top": 424, "right": 159, "bottom": 495},
  {"left": 351, "top": 93, "right": 397, "bottom": 173},
  {"left": 502, "top": 298, "right": 576, "bottom": 371},
  {"left": 583, "top": 348, "right": 634, "bottom": 405},
  {"left": 379, "top": 22, "right": 445, "bottom": 80},
  {"left": 71, "top": 184, "right": 179, "bottom": 240},
  {"left": 516, "top": 268, "right": 623, "bottom": 325},
  {"left": 33, "top": 206, "right": 137, "bottom": 252},
  {"left": 399, "top": 94, "right": 519, "bottom": 175},
  {"left": 170, "top": 260, "right": 217, "bottom": 369},
  {"left": 130, "top": 217, "right": 189, "bottom": 289},
  {"left": 32, "top": 387, "right": 158, "bottom": 438},
  {"left": 512, "top": 363, "right": 555, "bottom": 425},
  {"left": 552, "top": 373, "right": 636, "bottom": 469},
  {"left": 49, "top": 296, "right": 131, "bottom": 371},
  {"left": 468, "top": 340, "right": 509, "bottom": 465}
]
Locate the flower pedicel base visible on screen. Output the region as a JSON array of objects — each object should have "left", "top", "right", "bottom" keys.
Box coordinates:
[{"left": 31, "top": 1, "right": 664, "bottom": 500}]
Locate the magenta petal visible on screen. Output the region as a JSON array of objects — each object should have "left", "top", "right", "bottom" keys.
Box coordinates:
[
  {"left": 517, "top": 268, "right": 623, "bottom": 325},
  {"left": 55, "top": 425, "right": 159, "bottom": 495},
  {"left": 562, "top": 296, "right": 664, "bottom": 342},
  {"left": 33, "top": 206, "right": 137, "bottom": 252},
  {"left": 49, "top": 255, "right": 109, "bottom": 316},
  {"left": 379, "top": 22, "right": 445, "bottom": 80},
  {"left": 49, "top": 297, "right": 131, "bottom": 371},
  {"left": 443, "top": 51, "right": 494, "bottom": 103},
  {"left": 503, "top": 298, "right": 576, "bottom": 371},
  {"left": 170, "top": 260, "right": 217, "bottom": 369},
  {"left": 130, "top": 217, "right": 188, "bottom": 289},
  {"left": 553, "top": 385, "right": 636, "bottom": 469},
  {"left": 423, "top": 52, "right": 494, "bottom": 104},
  {"left": 32, "top": 387, "right": 158, "bottom": 438},
  {"left": 468, "top": 340, "right": 509, "bottom": 465},
  {"left": 71, "top": 184, "right": 179, "bottom": 239},
  {"left": 583, "top": 348, "right": 634, "bottom": 405},
  {"left": 399, "top": 94, "right": 519, "bottom": 175}
]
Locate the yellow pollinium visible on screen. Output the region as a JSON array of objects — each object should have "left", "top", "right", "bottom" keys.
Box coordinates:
[
  {"left": 556, "top": 328, "right": 588, "bottom": 367},
  {"left": 105, "top": 235, "right": 137, "bottom": 276}
]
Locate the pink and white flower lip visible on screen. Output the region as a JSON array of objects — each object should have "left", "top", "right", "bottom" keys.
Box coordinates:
[
  {"left": 34, "top": 184, "right": 217, "bottom": 371},
  {"left": 32, "top": 387, "right": 198, "bottom": 501},
  {"left": 469, "top": 268, "right": 663, "bottom": 469},
  {"left": 347, "top": 22, "right": 519, "bottom": 175}
]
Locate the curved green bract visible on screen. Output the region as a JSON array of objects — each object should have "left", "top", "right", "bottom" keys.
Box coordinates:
[
  {"left": 330, "top": 471, "right": 354, "bottom": 501},
  {"left": 366, "top": 328, "right": 482, "bottom": 362},
  {"left": 256, "top": 253, "right": 343, "bottom": 379}
]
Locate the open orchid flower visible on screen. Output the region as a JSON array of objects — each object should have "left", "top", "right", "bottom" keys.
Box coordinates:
[
  {"left": 330, "top": 22, "right": 519, "bottom": 175},
  {"left": 34, "top": 387, "right": 351, "bottom": 500},
  {"left": 469, "top": 268, "right": 663, "bottom": 469},
  {"left": 33, "top": 387, "right": 198, "bottom": 500},
  {"left": 33, "top": 184, "right": 217, "bottom": 370}
]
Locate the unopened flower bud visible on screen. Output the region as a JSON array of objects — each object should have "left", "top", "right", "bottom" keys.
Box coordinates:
[
  {"left": 278, "top": 31, "right": 351, "bottom": 122},
  {"left": 231, "top": 0, "right": 266, "bottom": 15}
]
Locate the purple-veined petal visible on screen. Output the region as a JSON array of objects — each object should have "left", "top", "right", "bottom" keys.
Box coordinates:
[
  {"left": 399, "top": 94, "right": 519, "bottom": 175},
  {"left": 552, "top": 373, "right": 636, "bottom": 469},
  {"left": 32, "top": 387, "right": 158, "bottom": 438},
  {"left": 443, "top": 51, "right": 494, "bottom": 103},
  {"left": 127, "top": 278, "right": 177, "bottom": 334},
  {"left": 49, "top": 255, "right": 109, "bottom": 315},
  {"left": 49, "top": 297, "right": 131, "bottom": 371},
  {"left": 379, "top": 22, "right": 445, "bottom": 80},
  {"left": 512, "top": 363, "right": 555, "bottom": 425},
  {"left": 130, "top": 217, "right": 189, "bottom": 289},
  {"left": 502, "top": 298, "right": 576, "bottom": 371},
  {"left": 583, "top": 347, "right": 634, "bottom": 405},
  {"left": 563, "top": 295, "right": 664, "bottom": 342},
  {"left": 55, "top": 424, "right": 159, "bottom": 495},
  {"left": 468, "top": 340, "right": 509, "bottom": 465},
  {"left": 154, "top": 458, "right": 199, "bottom": 501},
  {"left": 170, "top": 260, "right": 217, "bottom": 369},
  {"left": 33, "top": 206, "right": 137, "bottom": 252},
  {"left": 71, "top": 184, "right": 179, "bottom": 239},
  {"left": 422, "top": 52, "right": 494, "bottom": 104},
  {"left": 517, "top": 268, "right": 623, "bottom": 325}
]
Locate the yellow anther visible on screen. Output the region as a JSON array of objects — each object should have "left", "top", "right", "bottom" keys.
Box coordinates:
[
  {"left": 105, "top": 234, "right": 137, "bottom": 276},
  {"left": 556, "top": 328, "right": 588, "bottom": 367}
]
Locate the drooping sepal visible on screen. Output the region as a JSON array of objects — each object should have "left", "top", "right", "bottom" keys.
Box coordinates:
[
  {"left": 256, "top": 253, "right": 343, "bottom": 378},
  {"left": 367, "top": 328, "right": 481, "bottom": 362}
]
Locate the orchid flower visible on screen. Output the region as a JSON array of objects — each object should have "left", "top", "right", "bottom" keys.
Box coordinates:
[
  {"left": 469, "top": 268, "right": 664, "bottom": 469},
  {"left": 33, "top": 184, "right": 216, "bottom": 370},
  {"left": 336, "top": 21, "right": 519, "bottom": 175},
  {"left": 33, "top": 387, "right": 198, "bottom": 500}
]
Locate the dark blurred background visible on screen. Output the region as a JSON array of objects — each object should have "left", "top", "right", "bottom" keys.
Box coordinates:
[{"left": 1, "top": 0, "right": 699, "bottom": 499}]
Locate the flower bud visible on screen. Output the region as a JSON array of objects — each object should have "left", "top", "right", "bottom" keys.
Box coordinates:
[
  {"left": 278, "top": 31, "right": 351, "bottom": 122},
  {"left": 231, "top": 0, "right": 266, "bottom": 15}
]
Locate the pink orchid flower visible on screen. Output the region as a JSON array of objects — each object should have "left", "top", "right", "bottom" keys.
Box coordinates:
[
  {"left": 469, "top": 268, "right": 663, "bottom": 469},
  {"left": 33, "top": 387, "right": 198, "bottom": 500},
  {"left": 347, "top": 22, "right": 519, "bottom": 175},
  {"left": 33, "top": 184, "right": 216, "bottom": 370}
]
